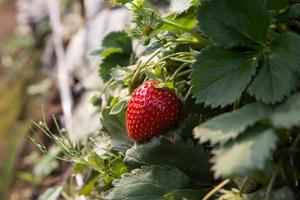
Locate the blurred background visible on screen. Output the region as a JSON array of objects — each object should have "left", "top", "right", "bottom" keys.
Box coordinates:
[{"left": 0, "top": 0, "right": 132, "bottom": 199}]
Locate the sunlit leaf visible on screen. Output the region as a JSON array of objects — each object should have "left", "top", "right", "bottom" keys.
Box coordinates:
[
  {"left": 212, "top": 127, "right": 277, "bottom": 178},
  {"left": 194, "top": 103, "right": 272, "bottom": 145},
  {"left": 191, "top": 46, "right": 257, "bottom": 107}
]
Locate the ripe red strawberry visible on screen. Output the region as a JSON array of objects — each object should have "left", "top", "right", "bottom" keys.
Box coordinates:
[{"left": 126, "top": 81, "right": 181, "bottom": 142}]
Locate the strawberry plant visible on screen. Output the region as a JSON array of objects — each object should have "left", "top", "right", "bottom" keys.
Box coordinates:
[{"left": 32, "top": 0, "right": 300, "bottom": 199}]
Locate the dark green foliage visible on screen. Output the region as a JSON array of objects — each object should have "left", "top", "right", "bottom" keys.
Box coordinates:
[
  {"left": 124, "top": 137, "right": 212, "bottom": 183},
  {"left": 102, "top": 166, "right": 199, "bottom": 200},
  {"left": 92, "top": 31, "right": 133, "bottom": 81}
]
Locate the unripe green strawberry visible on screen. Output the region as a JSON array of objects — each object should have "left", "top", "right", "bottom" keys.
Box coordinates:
[{"left": 126, "top": 81, "right": 181, "bottom": 142}]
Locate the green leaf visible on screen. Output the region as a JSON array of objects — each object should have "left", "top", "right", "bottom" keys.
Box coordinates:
[
  {"left": 271, "top": 92, "right": 300, "bottom": 128},
  {"left": 100, "top": 53, "right": 131, "bottom": 81},
  {"left": 212, "top": 127, "right": 278, "bottom": 178},
  {"left": 102, "top": 165, "right": 195, "bottom": 200},
  {"left": 279, "top": 4, "right": 300, "bottom": 22},
  {"left": 197, "top": 0, "right": 271, "bottom": 47},
  {"left": 191, "top": 46, "right": 257, "bottom": 107},
  {"left": 159, "top": 11, "right": 197, "bottom": 34},
  {"left": 101, "top": 108, "right": 132, "bottom": 152},
  {"left": 170, "top": 0, "right": 193, "bottom": 14},
  {"left": 124, "top": 137, "right": 211, "bottom": 182},
  {"left": 110, "top": 100, "right": 126, "bottom": 115},
  {"left": 248, "top": 32, "right": 300, "bottom": 103},
  {"left": 78, "top": 171, "right": 101, "bottom": 195},
  {"left": 111, "top": 67, "right": 133, "bottom": 83},
  {"left": 194, "top": 103, "right": 272, "bottom": 145},
  {"left": 101, "top": 47, "right": 124, "bottom": 57},
  {"left": 87, "top": 152, "right": 106, "bottom": 171},
  {"left": 38, "top": 186, "right": 62, "bottom": 200},
  {"left": 220, "top": 186, "right": 298, "bottom": 200},
  {"left": 163, "top": 189, "right": 207, "bottom": 200},
  {"left": 102, "top": 32, "right": 132, "bottom": 54},
  {"left": 98, "top": 31, "right": 133, "bottom": 81},
  {"left": 286, "top": 4, "right": 300, "bottom": 20},
  {"left": 265, "top": 0, "right": 288, "bottom": 11}
]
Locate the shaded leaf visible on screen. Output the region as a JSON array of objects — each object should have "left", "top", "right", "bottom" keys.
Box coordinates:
[
  {"left": 100, "top": 53, "right": 131, "bottom": 81},
  {"left": 102, "top": 32, "right": 132, "bottom": 54},
  {"left": 271, "top": 92, "right": 300, "bottom": 128},
  {"left": 197, "top": 0, "right": 271, "bottom": 47},
  {"left": 219, "top": 186, "right": 298, "bottom": 200},
  {"left": 265, "top": 0, "right": 288, "bottom": 11},
  {"left": 191, "top": 46, "right": 257, "bottom": 107},
  {"left": 101, "top": 108, "right": 132, "bottom": 152},
  {"left": 124, "top": 137, "right": 211, "bottom": 182},
  {"left": 194, "top": 103, "right": 272, "bottom": 145},
  {"left": 98, "top": 31, "right": 133, "bottom": 81},
  {"left": 163, "top": 189, "right": 207, "bottom": 200},
  {"left": 248, "top": 33, "right": 300, "bottom": 103},
  {"left": 102, "top": 165, "right": 195, "bottom": 200},
  {"left": 212, "top": 127, "right": 278, "bottom": 178},
  {"left": 281, "top": 3, "right": 300, "bottom": 21}
]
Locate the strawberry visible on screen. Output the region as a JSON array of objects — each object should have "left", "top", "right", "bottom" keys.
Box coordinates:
[{"left": 126, "top": 81, "right": 181, "bottom": 142}]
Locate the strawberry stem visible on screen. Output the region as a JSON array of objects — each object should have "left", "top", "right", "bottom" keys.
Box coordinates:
[
  {"left": 264, "top": 169, "right": 278, "bottom": 200},
  {"left": 130, "top": 42, "right": 172, "bottom": 87},
  {"left": 171, "top": 62, "right": 190, "bottom": 80},
  {"left": 184, "top": 86, "right": 192, "bottom": 102},
  {"left": 176, "top": 69, "right": 192, "bottom": 78},
  {"left": 202, "top": 178, "right": 230, "bottom": 200}
]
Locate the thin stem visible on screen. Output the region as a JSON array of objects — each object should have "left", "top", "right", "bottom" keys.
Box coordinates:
[
  {"left": 176, "top": 69, "right": 192, "bottom": 78},
  {"left": 233, "top": 99, "right": 240, "bottom": 110},
  {"left": 130, "top": 43, "right": 172, "bottom": 85},
  {"left": 184, "top": 86, "right": 192, "bottom": 102},
  {"left": 202, "top": 179, "right": 230, "bottom": 200},
  {"left": 100, "top": 78, "right": 114, "bottom": 95},
  {"left": 171, "top": 63, "right": 190, "bottom": 79},
  {"left": 175, "top": 38, "right": 199, "bottom": 44},
  {"left": 264, "top": 170, "right": 278, "bottom": 200},
  {"left": 239, "top": 176, "right": 249, "bottom": 194},
  {"left": 292, "top": 133, "right": 300, "bottom": 149},
  {"left": 157, "top": 52, "right": 193, "bottom": 63},
  {"left": 289, "top": 133, "right": 300, "bottom": 177},
  {"left": 169, "top": 57, "right": 195, "bottom": 63}
]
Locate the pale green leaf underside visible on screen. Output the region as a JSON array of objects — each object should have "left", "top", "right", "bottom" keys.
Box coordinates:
[
  {"left": 212, "top": 128, "right": 277, "bottom": 178},
  {"left": 272, "top": 92, "right": 300, "bottom": 128},
  {"left": 248, "top": 32, "right": 300, "bottom": 103},
  {"left": 193, "top": 102, "right": 272, "bottom": 145},
  {"left": 197, "top": 0, "right": 271, "bottom": 47},
  {"left": 191, "top": 46, "right": 257, "bottom": 108},
  {"left": 102, "top": 166, "right": 193, "bottom": 200}
]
